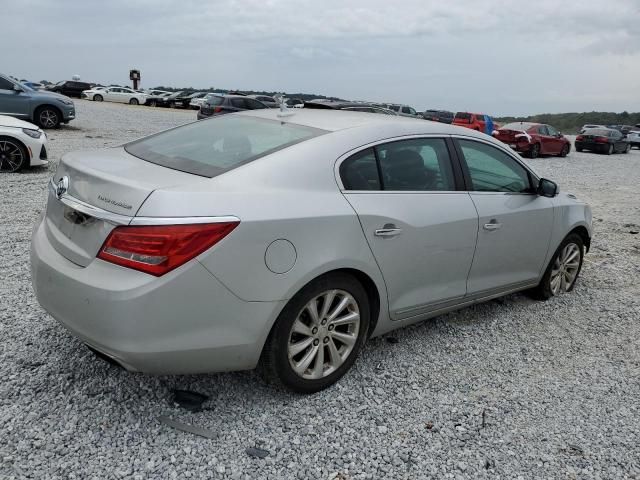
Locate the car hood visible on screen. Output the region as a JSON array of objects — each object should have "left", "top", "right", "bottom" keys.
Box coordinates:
[
  {"left": 0, "top": 115, "right": 39, "bottom": 130},
  {"left": 33, "top": 90, "right": 72, "bottom": 102}
]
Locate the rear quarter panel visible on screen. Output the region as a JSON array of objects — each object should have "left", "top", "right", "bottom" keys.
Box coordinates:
[{"left": 135, "top": 131, "right": 392, "bottom": 334}]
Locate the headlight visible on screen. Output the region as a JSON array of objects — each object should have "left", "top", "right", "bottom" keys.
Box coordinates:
[
  {"left": 22, "top": 128, "right": 42, "bottom": 139},
  {"left": 59, "top": 98, "right": 74, "bottom": 105}
]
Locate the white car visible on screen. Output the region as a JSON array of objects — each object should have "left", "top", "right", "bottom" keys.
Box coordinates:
[
  {"left": 0, "top": 115, "right": 48, "bottom": 172},
  {"left": 82, "top": 87, "right": 147, "bottom": 105}
]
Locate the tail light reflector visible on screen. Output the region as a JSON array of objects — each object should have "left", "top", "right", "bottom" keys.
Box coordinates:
[
  {"left": 97, "top": 222, "right": 239, "bottom": 276},
  {"left": 576, "top": 135, "right": 584, "bottom": 141},
  {"left": 213, "top": 106, "right": 223, "bottom": 113},
  {"left": 595, "top": 136, "right": 609, "bottom": 143}
]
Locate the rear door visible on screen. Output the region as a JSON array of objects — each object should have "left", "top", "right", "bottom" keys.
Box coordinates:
[
  {"left": 454, "top": 138, "right": 554, "bottom": 294},
  {"left": 339, "top": 137, "right": 479, "bottom": 320}
]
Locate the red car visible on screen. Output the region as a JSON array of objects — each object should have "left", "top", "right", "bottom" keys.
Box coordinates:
[
  {"left": 492, "top": 122, "right": 571, "bottom": 158},
  {"left": 452, "top": 112, "right": 487, "bottom": 132}
]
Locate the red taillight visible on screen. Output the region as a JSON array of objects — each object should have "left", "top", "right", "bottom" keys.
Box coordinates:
[
  {"left": 595, "top": 136, "right": 609, "bottom": 143},
  {"left": 213, "top": 106, "right": 223, "bottom": 113},
  {"left": 97, "top": 222, "right": 239, "bottom": 276},
  {"left": 576, "top": 135, "right": 584, "bottom": 141}
]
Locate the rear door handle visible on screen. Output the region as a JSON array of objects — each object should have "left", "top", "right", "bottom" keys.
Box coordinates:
[
  {"left": 374, "top": 224, "right": 403, "bottom": 237},
  {"left": 483, "top": 221, "right": 503, "bottom": 231}
]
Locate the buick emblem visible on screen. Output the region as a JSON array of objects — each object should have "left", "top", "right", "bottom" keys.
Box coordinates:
[{"left": 56, "top": 176, "right": 69, "bottom": 199}]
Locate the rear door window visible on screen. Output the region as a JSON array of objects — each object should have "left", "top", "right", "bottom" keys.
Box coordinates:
[
  {"left": 124, "top": 116, "right": 326, "bottom": 178},
  {"left": 377, "top": 138, "right": 456, "bottom": 191},
  {"left": 231, "top": 98, "right": 246, "bottom": 109},
  {"left": 339, "top": 148, "right": 381, "bottom": 190}
]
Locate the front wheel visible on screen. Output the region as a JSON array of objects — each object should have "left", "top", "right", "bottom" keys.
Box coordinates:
[
  {"left": 94, "top": 94, "right": 103, "bottom": 102},
  {"left": 528, "top": 234, "right": 584, "bottom": 300},
  {"left": 0, "top": 136, "right": 29, "bottom": 172},
  {"left": 35, "top": 106, "right": 60, "bottom": 129},
  {"left": 260, "top": 273, "right": 370, "bottom": 393},
  {"left": 129, "top": 98, "right": 139, "bottom": 105},
  {"left": 559, "top": 144, "right": 570, "bottom": 157}
]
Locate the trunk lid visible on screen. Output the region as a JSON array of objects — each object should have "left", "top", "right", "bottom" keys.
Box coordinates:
[{"left": 44, "top": 147, "right": 205, "bottom": 267}]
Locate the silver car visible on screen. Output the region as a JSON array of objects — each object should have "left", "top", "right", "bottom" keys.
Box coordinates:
[{"left": 31, "top": 110, "right": 592, "bottom": 393}]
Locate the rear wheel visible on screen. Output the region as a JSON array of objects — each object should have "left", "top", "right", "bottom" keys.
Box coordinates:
[
  {"left": 94, "top": 94, "right": 103, "bottom": 102},
  {"left": 559, "top": 144, "right": 570, "bottom": 157},
  {"left": 605, "top": 144, "right": 614, "bottom": 155},
  {"left": 528, "top": 234, "right": 584, "bottom": 300},
  {"left": 260, "top": 273, "right": 370, "bottom": 393},
  {"left": 0, "top": 136, "right": 29, "bottom": 172},
  {"left": 129, "top": 98, "right": 139, "bottom": 105},
  {"left": 34, "top": 106, "right": 60, "bottom": 129},
  {"left": 528, "top": 143, "right": 540, "bottom": 159},
  {"left": 148, "top": 100, "right": 157, "bottom": 107},
  {"left": 623, "top": 143, "right": 631, "bottom": 154}
]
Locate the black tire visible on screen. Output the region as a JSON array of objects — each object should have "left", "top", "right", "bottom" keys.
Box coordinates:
[
  {"left": 527, "top": 233, "right": 584, "bottom": 301},
  {"left": 129, "top": 98, "right": 139, "bottom": 105},
  {"left": 149, "top": 100, "right": 157, "bottom": 107},
  {"left": 528, "top": 143, "right": 540, "bottom": 159},
  {"left": 0, "top": 136, "right": 29, "bottom": 172},
  {"left": 559, "top": 144, "right": 570, "bottom": 157},
  {"left": 260, "top": 272, "right": 370, "bottom": 393},
  {"left": 34, "top": 106, "right": 61, "bottom": 129},
  {"left": 94, "top": 94, "right": 103, "bottom": 102},
  {"left": 604, "top": 144, "right": 613, "bottom": 155},
  {"left": 623, "top": 143, "right": 631, "bottom": 154}
]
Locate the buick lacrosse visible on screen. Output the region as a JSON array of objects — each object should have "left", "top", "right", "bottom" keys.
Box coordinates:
[{"left": 31, "top": 109, "right": 592, "bottom": 393}]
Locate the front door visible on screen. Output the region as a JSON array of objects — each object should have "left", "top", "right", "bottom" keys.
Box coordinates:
[
  {"left": 340, "top": 138, "right": 479, "bottom": 320},
  {"left": 0, "top": 77, "right": 30, "bottom": 118},
  {"left": 455, "top": 138, "right": 555, "bottom": 295}
]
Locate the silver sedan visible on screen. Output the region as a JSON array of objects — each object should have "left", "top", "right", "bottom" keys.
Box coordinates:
[{"left": 31, "top": 109, "right": 592, "bottom": 393}]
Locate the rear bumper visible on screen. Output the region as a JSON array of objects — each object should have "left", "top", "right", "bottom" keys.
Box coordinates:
[
  {"left": 575, "top": 141, "right": 607, "bottom": 152},
  {"left": 30, "top": 215, "right": 285, "bottom": 374}
]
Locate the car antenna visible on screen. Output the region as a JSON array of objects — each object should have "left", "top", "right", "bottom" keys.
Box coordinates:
[{"left": 278, "top": 94, "right": 295, "bottom": 118}]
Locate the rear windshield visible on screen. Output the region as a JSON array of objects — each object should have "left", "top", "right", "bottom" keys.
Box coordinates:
[
  {"left": 124, "top": 115, "right": 327, "bottom": 177},
  {"left": 455, "top": 112, "right": 471, "bottom": 120},
  {"left": 582, "top": 128, "right": 610, "bottom": 136}
]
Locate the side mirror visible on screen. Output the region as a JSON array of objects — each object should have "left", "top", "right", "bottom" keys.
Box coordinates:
[
  {"left": 538, "top": 178, "right": 558, "bottom": 197},
  {"left": 13, "top": 84, "right": 24, "bottom": 93}
]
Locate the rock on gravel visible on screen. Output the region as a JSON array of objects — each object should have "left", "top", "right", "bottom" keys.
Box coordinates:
[{"left": 1, "top": 101, "right": 639, "bottom": 479}]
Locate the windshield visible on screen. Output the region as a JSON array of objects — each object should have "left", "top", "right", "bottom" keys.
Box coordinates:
[
  {"left": 124, "top": 115, "right": 327, "bottom": 177},
  {"left": 20, "top": 83, "right": 35, "bottom": 92}
]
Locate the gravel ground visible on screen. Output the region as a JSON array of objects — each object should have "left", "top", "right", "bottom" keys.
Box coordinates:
[{"left": 1, "top": 100, "right": 639, "bottom": 479}]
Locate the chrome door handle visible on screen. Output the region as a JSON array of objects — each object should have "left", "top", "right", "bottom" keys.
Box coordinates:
[
  {"left": 374, "top": 228, "right": 403, "bottom": 237},
  {"left": 483, "top": 222, "right": 502, "bottom": 231}
]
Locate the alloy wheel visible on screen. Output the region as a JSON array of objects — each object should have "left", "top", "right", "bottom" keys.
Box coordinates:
[
  {"left": 287, "top": 289, "right": 360, "bottom": 380},
  {"left": 0, "top": 140, "right": 25, "bottom": 172},
  {"left": 550, "top": 243, "right": 581, "bottom": 295},
  {"left": 39, "top": 110, "right": 58, "bottom": 128}
]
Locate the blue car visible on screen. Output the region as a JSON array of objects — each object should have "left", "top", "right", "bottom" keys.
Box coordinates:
[{"left": 0, "top": 73, "right": 75, "bottom": 128}]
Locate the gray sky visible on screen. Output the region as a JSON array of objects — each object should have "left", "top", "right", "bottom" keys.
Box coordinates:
[{"left": 3, "top": 0, "right": 639, "bottom": 116}]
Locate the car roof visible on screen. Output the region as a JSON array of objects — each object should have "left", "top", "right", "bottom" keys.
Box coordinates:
[{"left": 237, "top": 108, "right": 492, "bottom": 137}]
